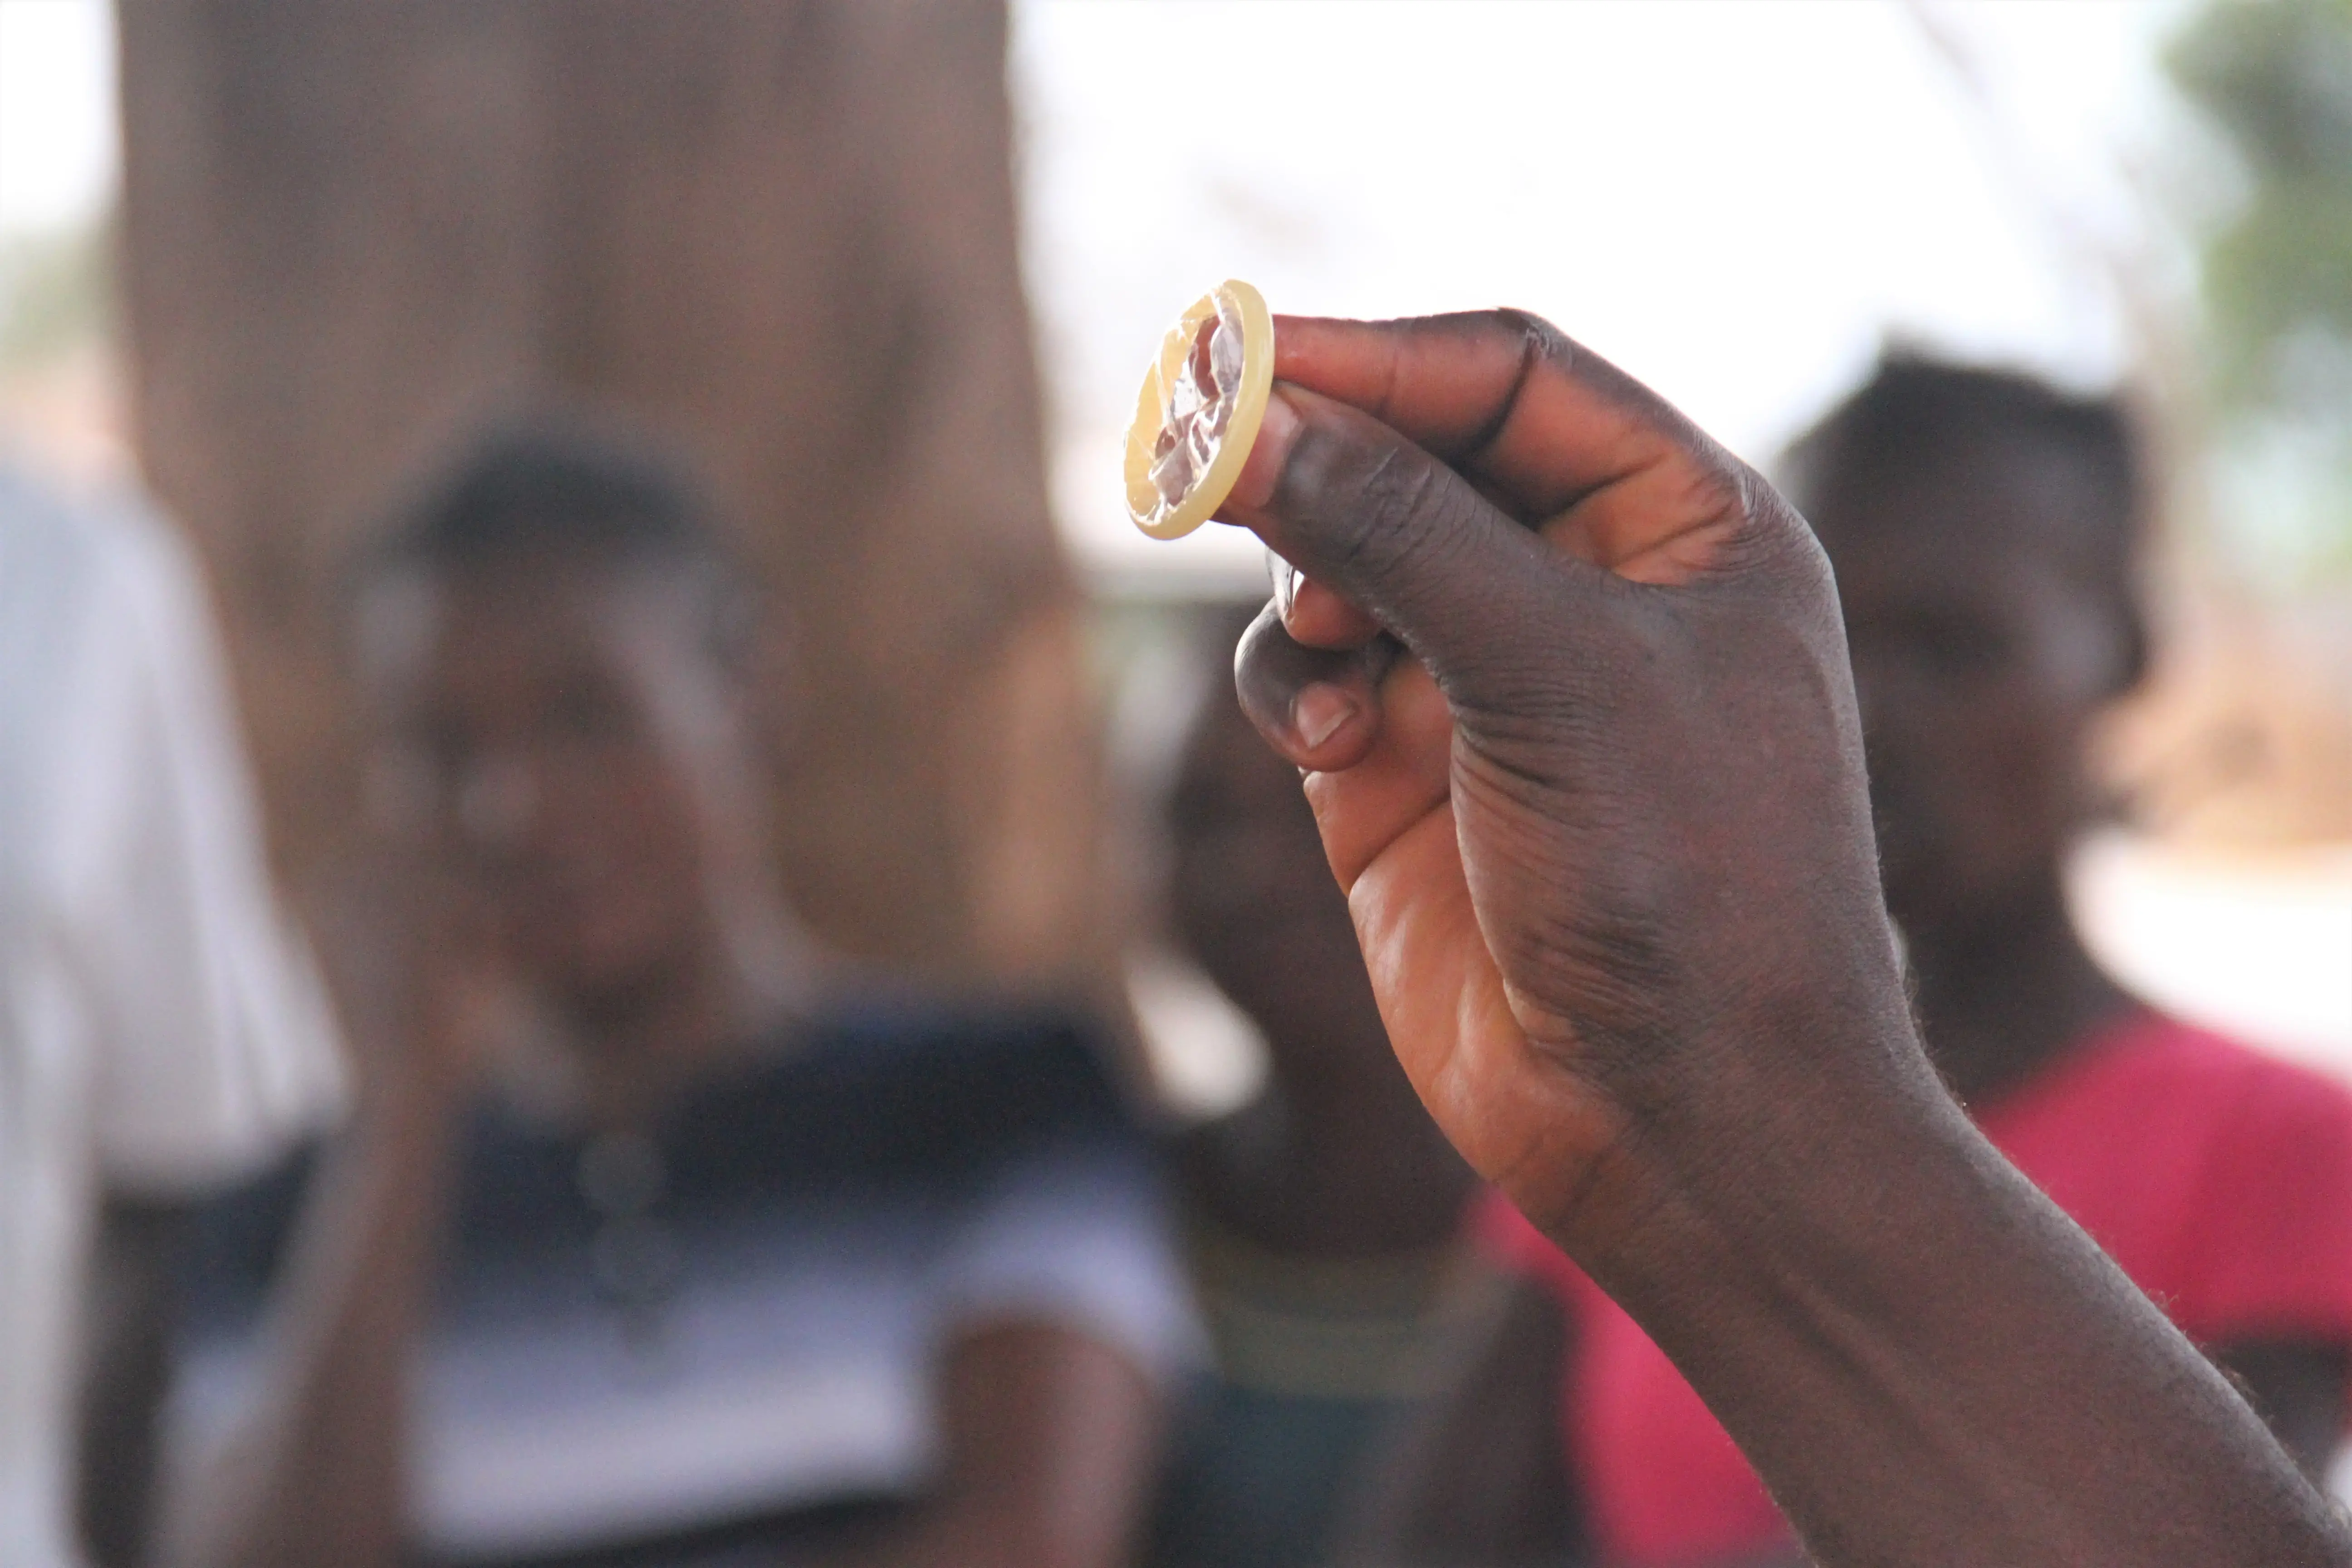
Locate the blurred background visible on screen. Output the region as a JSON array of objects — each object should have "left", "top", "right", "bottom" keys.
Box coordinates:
[
  {"left": 5, "top": 4, "right": 2352, "bottom": 1565},
  {"left": 4, "top": 0, "right": 2344, "bottom": 1078}
]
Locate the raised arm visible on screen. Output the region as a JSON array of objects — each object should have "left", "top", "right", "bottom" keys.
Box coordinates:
[
  {"left": 160, "top": 885, "right": 476, "bottom": 1568},
  {"left": 160, "top": 1078, "right": 459, "bottom": 1568},
  {"left": 1213, "top": 310, "right": 2348, "bottom": 1568}
]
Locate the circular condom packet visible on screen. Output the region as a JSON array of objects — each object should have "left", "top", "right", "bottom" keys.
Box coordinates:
[{"left": 1124, "top": 280, "right": 1276, "bottom": 539}]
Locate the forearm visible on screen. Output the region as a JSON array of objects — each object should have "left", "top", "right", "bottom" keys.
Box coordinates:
[
  {"left": 1558, "top": 1029, "right": 2348, "bottom": 1568},
  {"left": 848, "top": 1323, "right": 1161, "bottom": 1568},
  {"left": 77, "top": 1200, "right": 186, "bottom": 1568},
  {"left": 164, "top": 1087, "right": 456, "bottom": 1568}
]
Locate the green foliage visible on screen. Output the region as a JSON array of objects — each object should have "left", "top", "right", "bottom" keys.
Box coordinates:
[
  {"left": 0, "top": 219, "right": 112, "bottom": 370},
  {"left": 2166, "top": 0, "right": 2352, "bottom": 579}
]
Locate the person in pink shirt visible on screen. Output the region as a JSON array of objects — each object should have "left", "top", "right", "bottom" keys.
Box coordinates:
[{"left": 1376, "top": 352, "right": 2352, "bottom": 1568}]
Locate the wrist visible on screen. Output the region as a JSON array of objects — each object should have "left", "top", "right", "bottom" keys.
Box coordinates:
[
  {"left": 1492, "top": 893, "right": 1926, "bottom": 1237},
  {"left": 1536, "top": 1005, "right": 1960, "bottom": 1300},
  {"left": 335, "top": 1066, "right": 469, "bottom": 1255},
  {"left": 1518, "top": 1009, "right": 2345, "bottom": 1568}
]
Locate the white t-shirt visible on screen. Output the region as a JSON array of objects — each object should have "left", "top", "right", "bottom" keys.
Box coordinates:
[
  {"left": 0, "top": 469, "right": 346, "bottom": 1568},
  {"left": 177, "top": 1005, "right": 1199, "bottom": 1568}
]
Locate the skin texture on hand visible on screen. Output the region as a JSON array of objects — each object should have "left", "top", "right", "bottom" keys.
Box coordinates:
[
  {"left": 1213, "top": 312, "right": 2352, "bottom": 1568},
  {"left": 1219, "top": 311, "right": 1909, "bottom": 1239}
]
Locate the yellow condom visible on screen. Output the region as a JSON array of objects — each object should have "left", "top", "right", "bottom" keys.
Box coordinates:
[{"left": 1124, "top": 280, "right": 1276, "bottom": 539}]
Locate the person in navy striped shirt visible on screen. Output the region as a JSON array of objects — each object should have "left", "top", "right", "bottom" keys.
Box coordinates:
[{"left": 168, "top": 421, "right": 1193, "bottom": 1568}]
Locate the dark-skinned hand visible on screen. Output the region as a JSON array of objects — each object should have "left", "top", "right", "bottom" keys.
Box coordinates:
[
  {"left": 1210, "top": 310, "right": 2347, "bottom": 1568},
  {"left": 1219, "top": 310, "right": 1915, "bottom": 1245}
]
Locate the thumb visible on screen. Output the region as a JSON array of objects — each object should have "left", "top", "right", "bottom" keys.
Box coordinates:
[{"left": 1222, "top": 382, "right": 1626, "bottom": 710}]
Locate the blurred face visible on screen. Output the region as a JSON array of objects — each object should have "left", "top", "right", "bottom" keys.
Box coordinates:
[
  {"left": 1805, "top": 450, "right": 2133, "bottom": 938},
  {"left": 359, "top": 555, "right": 768, "bottom": 1012},
  {"left": 1167, "top": 681, "right": 1386, "bottom": 1054}
]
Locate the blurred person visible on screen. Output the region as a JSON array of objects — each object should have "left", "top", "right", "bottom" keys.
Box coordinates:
[
  {"left": 1139, "top": 608, "right": 1481, "bottom": 1568},
  {"left": 0, "top": 466, "right": 345, "bottom": 1568},
  {"left": 1205, "top": 306, "right": 2351, "bottom": 1567},
  {"left": 166, "top": 424, "right": 1191, "bottom": 1568},
  {"left": 1370, "top": 351, "right": 2352, "bottom": 1567}
]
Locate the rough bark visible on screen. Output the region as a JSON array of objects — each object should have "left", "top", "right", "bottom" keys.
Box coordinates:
[{"left": 116, "top": 0, "right": 1105, "bottom": 983}]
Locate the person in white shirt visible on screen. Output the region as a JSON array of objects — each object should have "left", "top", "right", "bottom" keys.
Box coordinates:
[{"left": 0, "top": 465, "right": 346, "bottom": 1568}]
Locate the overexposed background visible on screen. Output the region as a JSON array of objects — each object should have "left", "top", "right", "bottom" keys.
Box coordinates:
[
  {"left": 3, "top": 0, "right": 2346, "bottom": 1069},
  {"left": 1013, "top": 0, "right": 2179, "bottom": 588}
]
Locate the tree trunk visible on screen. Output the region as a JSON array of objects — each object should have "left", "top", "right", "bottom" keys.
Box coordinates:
[{"left": 116, "top": 0, "right": 1106, "bottom": 985}]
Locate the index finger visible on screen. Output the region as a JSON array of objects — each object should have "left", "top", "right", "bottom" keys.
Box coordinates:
[{"left": 1270, "top": 312, "right": 1750, "bottom": 583}]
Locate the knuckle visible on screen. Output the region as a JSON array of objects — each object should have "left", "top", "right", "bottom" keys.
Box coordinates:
[
  {"left": 1286, "top": 416, "right": 1459, "bottom": 591},
  {"left": 1440, "top": 577, "right": 1617, "bottom": 723},
  {"left": 1343, "top": 443, "right": 1446, "bottom": 571},
  {"left": 1494, "top": 307, "right": 1575, "bottom": 368},
  {"left": 1230, "top": 609, "right": 1289, "bottom": 699},
  {"left": 1487, "top": 309, "right": 1579, "bottom": 417}
]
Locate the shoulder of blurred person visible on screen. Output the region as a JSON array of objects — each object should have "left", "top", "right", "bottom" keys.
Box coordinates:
[
  {"left": 0, "top": 467, "right": 347, "bottom": 1181},
  {"left": 1452, "top": 1004, "right": 2352, "bottom": 1568},
  {"left": 0, "top": 465, "right": 346, "bottom": 1568},
  {"left": 173, "top": 992, "right": 1193, "bottom": 1566},
  {"left": 1501, "top": 1003, "right": 2352, "bottom": 1372},
  {"left": 1975, "top": 1008, "right": 2352, "bottom": 1352}
]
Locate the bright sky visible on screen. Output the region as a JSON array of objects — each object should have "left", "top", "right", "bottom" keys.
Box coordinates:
[
  {"left": 1, "top": 2, "right": 2340, "bottom": 1058},
  {"left": 0, "top": 0, "right": 116, "bottom": 237},
  {"left": 4, "top": 0, "right": 2191, "bottom": 588},
  {"left": 1012, "top": 0, "right": 2190, "bottom": 588}
]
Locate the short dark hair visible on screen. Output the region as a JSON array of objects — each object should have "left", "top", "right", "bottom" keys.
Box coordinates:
[
  {"left": 358, "top": 416, "right": 759, "bottom": 665},
  {"left": 1783, "top": 351, "right": 2146, "bottom": 587},
  {"left": 372, "top": 417, "right": 730, "bottom": 574}
]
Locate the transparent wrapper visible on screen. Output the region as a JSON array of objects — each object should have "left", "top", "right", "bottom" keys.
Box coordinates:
[{"left": 1124, "top": 280, "right": 1276, "bottom": 539}]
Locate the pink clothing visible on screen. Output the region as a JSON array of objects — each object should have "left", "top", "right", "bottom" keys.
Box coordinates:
[{"left": 1479, "top": 1012, "right": 2352, "bottom": 1568}]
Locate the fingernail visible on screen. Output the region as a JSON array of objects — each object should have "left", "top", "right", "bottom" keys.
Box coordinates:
[
  {"left": 1272, "top": 556, "right": 1297, "bottom": 618},
  {"left": 1291, "top": 683, "right": 1355, "bottom": 750},
  {"left": 1229, "top": 388, "right": 1303, "bottom": 513}
]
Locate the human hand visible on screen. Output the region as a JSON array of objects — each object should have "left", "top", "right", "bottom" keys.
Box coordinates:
[
  {"left": 309, "top": 852, "right": 505, "bottom": 1123},
  {"left": 1218, "top": 312, "right": 1922, "bottom": 1246}
]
